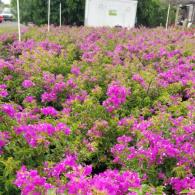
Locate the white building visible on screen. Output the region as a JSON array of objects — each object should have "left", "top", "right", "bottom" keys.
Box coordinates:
[{"left": 85, "top": 0, "right": 138, "bottom": 28}]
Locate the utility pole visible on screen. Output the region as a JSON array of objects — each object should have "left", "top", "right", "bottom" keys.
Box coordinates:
[
  {"left": 48, "top": 0, "right": 51, "bottom": 32},
  {"left": 60, "top": 2, "right": 62, "bottom": 27},
  {"left": 166, "top": 3, "right": 171, "bottom": 30},
  {"left": 17, "top": 0, "right": 21, "bottom": 41},
  {"left": 175, "top": 5, "right": 180, "bottom": 26}
]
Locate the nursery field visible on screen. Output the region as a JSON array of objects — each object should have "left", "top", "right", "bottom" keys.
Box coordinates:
[{"left": 0, "top": 26, "right": 195, "bottom": 195}]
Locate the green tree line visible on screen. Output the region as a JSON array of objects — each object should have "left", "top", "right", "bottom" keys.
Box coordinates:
[
  {"left": 11, "top": 0, "right": 175, "bottom": 27},
  {"left": 11, "top": 0, "right": 85, "bottom": 26}
]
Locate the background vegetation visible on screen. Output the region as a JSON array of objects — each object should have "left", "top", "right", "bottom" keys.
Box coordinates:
[
  {"left": 11, "top": 0, "right": 85, "bottom": 26},
  {"left": 10, "top": 0, "right": 176, "bottom": 27}
]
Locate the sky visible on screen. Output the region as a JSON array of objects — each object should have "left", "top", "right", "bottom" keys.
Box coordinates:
[{"left": 2, "top": 0, "right": 11, "bottom": 4}]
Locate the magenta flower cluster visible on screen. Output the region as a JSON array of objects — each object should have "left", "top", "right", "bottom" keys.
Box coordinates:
[
  {"left": 103, "top": 82, "right": 130, "bottom": 112},
  {"left": 14, "top": 166, "right": 53, "bottom": 195},
  {"left": 169, "top": 177, "right": 195, "bottom": 193},
  {"left": 132, "top": 74, "right": 147, "bottom": 89},
  {"left": 15, "top": 155, "right": 141, "bottom": 195},
  {"left": 0, "top": 84, "right": 8, "bottom": 98},
  {"left": 0, "top": 27, "right": 194, "bottom": 194},
  {"left": 11, "top": 39, "right": 62, "bottom": 55},
  {"left": 22, "top": 80, "right": 35, "bottom": 88},
  {"left": 15, "top": 122, "right": 71, "bottom": 147},
  {"left": 41, "top": 106, "right": 58, "bottom": 117},
  {"left": 0, "top": 131, "right": 10, "bottom": 154},
  {"left": 1, "top": 103, "right": 16, "bottom": 118}
]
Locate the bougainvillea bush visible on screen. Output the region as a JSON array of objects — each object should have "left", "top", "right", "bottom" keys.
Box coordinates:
[{"left": 0, "top": 26, "right": 194, "bottom": 195}]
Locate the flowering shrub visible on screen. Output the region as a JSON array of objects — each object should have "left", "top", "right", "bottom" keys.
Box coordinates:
[
  {"left": 22, "top": 80, "right": 35, "bottom": 88},
  {"left": 14, "top": 166, "right": 53, "bottom": 195},
  {"left": 15, "top": 155, "right": 141, "bottom": 195},
  {"left": 103, "top": 82, "right": 130, "bottom": 112},
  {"left": 0, "top": 26, "right": 194, "bottom": 194},
  {"left": 0, "top": 131, "right": 10, "bottom": 154}
]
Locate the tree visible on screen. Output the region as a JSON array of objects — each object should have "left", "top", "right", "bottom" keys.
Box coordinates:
[
  {"left": 11, "top": 0, "right": 85, "bottom": 25},
  {"left": 11, "top": 0, "right": 34, "bottom": 24},
  {"left": 137, "top": 0, "right": 174, "bottom": 27},
  {"left": 11, "top": 0, "right": 174, "bottom": 27}
]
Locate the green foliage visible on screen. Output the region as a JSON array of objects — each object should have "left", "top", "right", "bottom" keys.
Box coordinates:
[
  {"left": 0, "top": 158, "right": 20, "bottom": 195},
  {"left": 11, "top": 0, "right": 85, "bottom": 25},
  {"left": 11, "top": 0, "right": 175, "bottom": 27},
  {"left": 137, "top": 0, "right": 175, "bottom": 27},
  {"left": 0, "top": 27, "right": 194, "bottom": 194},
  {"left": 129, "top": 184, "right": 164, "bottom": 195}
]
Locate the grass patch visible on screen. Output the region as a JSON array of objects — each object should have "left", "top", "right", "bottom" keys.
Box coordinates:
[
  {"left": 0, "top": 21, "right": 19, "bottom": 34},
  {"left": 0, "top": 26, "right": 17, "bottom": 34}
]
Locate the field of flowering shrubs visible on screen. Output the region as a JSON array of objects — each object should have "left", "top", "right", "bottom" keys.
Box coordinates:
[{"left": 0, "top": 26, "right": 195, "bottom": 195}]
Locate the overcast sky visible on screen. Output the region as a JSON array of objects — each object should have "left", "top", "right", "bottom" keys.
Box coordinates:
[{"left": 2, "top": 0, "right": 11, "bottom": 4}]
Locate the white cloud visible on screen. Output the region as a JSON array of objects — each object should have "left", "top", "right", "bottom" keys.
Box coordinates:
[{"left": 2, "top": 0, "right": 11, "bottom": 4}]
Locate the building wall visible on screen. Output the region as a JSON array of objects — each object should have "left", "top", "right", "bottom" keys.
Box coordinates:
[{"left": 85, "top": 0, "right": 138, "bottom": 28}]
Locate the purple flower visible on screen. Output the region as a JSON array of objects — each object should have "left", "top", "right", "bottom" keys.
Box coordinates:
[
  {"left": 15, "top": 166, "right": 53, "bottom": 195},
  {"left": 0, "top": 84, "right": 8, "bottom": 97},
  {"left": 71, "top": 66, "right": 81, "bottom": 76},
  {"left": 103, "top": 82, "right": 130, "bottom": 112},
  {"left": 56, "top": 123, "right": 71, "bottom": 135},
  {"left": 62, "top": 108, "right": 71, "bottom": 116},
  {"left": 1, "top": 104, "right": 15, "bottom": 118},
  {"left": 132, "top": 74, "right": 147, "bottom": 88},
  {"left": 41, "top": 107, "right": 58, "bottom": 117},
  {"left": 23, "top": 96, "right": 35, "bottom": 103},
  {"left": 41, "top": 92, "right": 57, "bottom": 103},
  {"left": 117, "top": 135, "right": 132, "bottom": 144},
  {"left": 170, "top": 177, "right": 195, "bottom": 193},
  {"left": 0, "top": 131, "right": 10, "bottom": 153},
  {"left": 53, "top": 82, "right": 66, "bottom": 93},
  {"left": 0, "top": 59, "right": 14, "bottom": 70},
  {"left": 15, "top": 123, "right": 57, "bottom": 147},
  {"left": 22, "top": 80, "right": 35, "bottom": 88}
]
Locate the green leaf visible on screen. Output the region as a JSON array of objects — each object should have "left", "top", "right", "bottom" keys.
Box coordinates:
[
  {"left": 47, "top": 188, "right": 57, "bottom": 195},
  {"left": 180, "top": 189, "right": 190, "bottom": 194}
]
